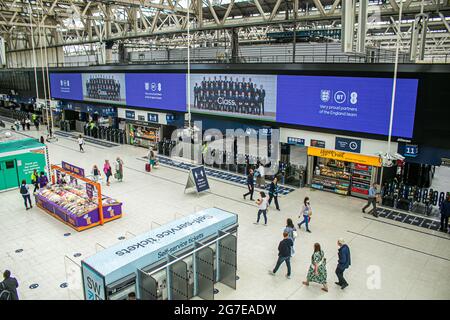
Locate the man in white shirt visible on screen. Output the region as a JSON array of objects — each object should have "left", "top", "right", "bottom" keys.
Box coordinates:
[{"left": 78, "top": 135, "right": 85, "bottom": 153}]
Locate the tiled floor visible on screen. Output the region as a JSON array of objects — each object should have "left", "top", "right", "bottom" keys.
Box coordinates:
[{"left": 1, "top": 124, "right": 450, "bottom": 300}]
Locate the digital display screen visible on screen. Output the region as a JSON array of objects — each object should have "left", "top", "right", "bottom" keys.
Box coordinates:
[
  {"left": 189, "top": 73, "right": 277, "bottom": 121},
  {"left": 125, "top": 73, "right": 186, "bottom": 112},
  {"left": 49, "top": 73, "right": 83, "bottom": 101},
  {"left": 276, "top": 75, "right": 418, "bottom": 138},
  {"left": 82, "top": 73, "right": 126, "bottom": 105}
]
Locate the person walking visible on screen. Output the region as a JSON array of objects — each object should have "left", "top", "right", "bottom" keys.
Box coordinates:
[
  {"left": 284, "top": 218, "right": 297, "bottom": 256},
  {"left": 38, "top": 172, "right": 48, "bottom": 188},
  {"left": 362, "top": 183, "right": 379, "bottom": 217},
  {"left": 254, "top": 191, "right": 269, "bottom": 226},
  {"left": 256, "top": 162, "right": 265, "bottom": 188},
  {"left": 19, "top": 179, "right": 32, "bottom": 210},
  {"left": 25, "top": 118, "right": 31, "bottom": 130},
  {"left": 14, "top": 119, "right": 20, "bottom": 131},
  {"left": 30, "top": 169, "right": 39, "bottom": 194},
  {"left": 0, "top": 270, "right": 19, "bottom": 300},
  {"left": 91, "top": 165, "right": 100, "bottom": 182},
  {"left": 439, "top": 193, "right": 450, "bottom": 232},
  {"left": 20, "top": 118, "right": 26, "bottom": 131},
  {"left": 335, "top": 238, "right": 351, "bottom": 290},
  {"left": 268, "top": 232, "right": 293, "bottom": 279},
  {"left": 243, "top": 168, "right": 255, "bottom": 200},
  {"left": 302, "top": 243, "right": 328, "bottom": 292},
  {"left": 34, "top": 118, "right": 40, "bottom": 131},
  {"left": 148, "top": 147, "right": 157, "bottom": 170},
  {"left": 268, "top": 177, "right": 280, "bottom": 211},
  {"left": 115, "top": 157, "right": 124, "bottom": 182},
  {"left": 298, "top": 197, "right": 312, "bottom": 233},
  {"left": 78, "top": 135, "right": 85, "bottom": 153},
  {"left": 103, "top": 160, "right": 112, "bottom": 186}
]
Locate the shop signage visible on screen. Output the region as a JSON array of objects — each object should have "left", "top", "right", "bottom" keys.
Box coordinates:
[
  {"left": 61, "top": 161, "right": 85, "bottom": 177},
  {"left": 147, "top": 113, "right": 159, "bottom": 123},
  {"left": 308, "top": 147, "right": 382, "bottom": 167},
  {"left": 404, "top": 144, "right": 419, "bottom": 157},
  {"left": 335, "top": 137, "right": 361, "bottom": 153},
  {"left": 287, "top": 137, "right": 305, "bottom": 146},
  {"left": 166, "top": 114, "right": 176, "bottom": 122},
  {"left": 125, "top": 110, "right": 135, "bottom": 119},
  {"left": 82, "top": 263, "right": 106, "bottom": 300},
  {"left": 310, "top": 139, "right": 326, "bottom": 148}
]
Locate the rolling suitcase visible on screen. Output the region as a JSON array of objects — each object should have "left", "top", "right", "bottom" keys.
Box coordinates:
[{"left": 145, "top": 163, "right": 151, "bottom": 172}]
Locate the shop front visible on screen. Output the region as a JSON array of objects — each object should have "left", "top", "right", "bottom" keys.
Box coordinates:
[
  {"left": 307, "top": 147, "right": 382, "bottom": 198},
  {"left": 118, "top": 107, "right": 180, "bottom": 149}
]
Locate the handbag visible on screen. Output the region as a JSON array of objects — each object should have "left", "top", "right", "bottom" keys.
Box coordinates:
[{"left": 292, "top": 230, "right": 298, "bottom": 239}]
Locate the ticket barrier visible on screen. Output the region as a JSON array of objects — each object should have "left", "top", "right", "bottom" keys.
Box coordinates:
[{"left": 81, "top": 208, "right": 238, "bottom": 301}]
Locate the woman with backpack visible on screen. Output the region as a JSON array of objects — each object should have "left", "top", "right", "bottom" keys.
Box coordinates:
[
  {"left": 103, "top": 160, "right": 112, "bottom": 186},
  {"left": 298, "top": 196, "right": 312, "bottom": 233},
  {"left": 302, "top": 243, "right": 328, "bottom": 292},
  {"left": 19, "top": 179, "right": 32, "bottom": 210},
  {"left": 284, "top": 218, "right": 297, "bottom": 256}
]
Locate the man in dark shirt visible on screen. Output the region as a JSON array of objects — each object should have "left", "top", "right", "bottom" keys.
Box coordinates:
[
  {"left": 269, "top": 232, "right": 293, "bottom": 279},
  {"left": 1, "top": 270, "right": 19, "bottom": 300},
  {"left": 335, "top": 239, "right": 351, "bottom": 289},
  {"left": 243, "top": 168, "right": 255, "bottom": 200},
  {"left": 440, "top": 193, "right": 450, "bottom": 232},
  {"left": 260, "top": 85, "right": 266, "bottom": 115}
]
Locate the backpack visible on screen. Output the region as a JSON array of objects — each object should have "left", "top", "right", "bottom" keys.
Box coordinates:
[
  {"left": 20, "top": 184, "right": 28, "bottom": 195},
  {"left": 0, "top": 282, "right": 11, "bottom": 300}
]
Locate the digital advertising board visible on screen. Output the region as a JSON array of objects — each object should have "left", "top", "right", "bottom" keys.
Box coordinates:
[{"left": 189, "top": 73, "right": 277, "bottom": 121}]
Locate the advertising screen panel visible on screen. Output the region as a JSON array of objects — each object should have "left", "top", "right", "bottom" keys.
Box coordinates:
[
  {"left": 49, "top": 73, "right": 83, "bottom": 101},
  {"left": 189, "top": 73, "right": 277, "bottom": 121},
  {"left": 82, "top": 73, "right": 126, "bottom": 105},
  {"left": 276, "top": 75, "right": 418, "bottom": 138},
  {"left": 125, "top": 73, "right": 186, "bottom": 111}
]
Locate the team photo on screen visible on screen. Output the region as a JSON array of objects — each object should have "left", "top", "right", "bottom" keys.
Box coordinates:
[
  {"left": 82, "top": 73, "right": 126, "bottom": 104},
  {"left": 190, "top": 74, "right": 277, "bottom": 121}
]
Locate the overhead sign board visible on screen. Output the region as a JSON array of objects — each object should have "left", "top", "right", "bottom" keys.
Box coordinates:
[{"left": 308, "top": 147, "right": 382, "bottom": 167}]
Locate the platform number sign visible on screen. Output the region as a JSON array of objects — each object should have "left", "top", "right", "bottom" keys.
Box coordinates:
[
  {"left": 82, "top": 263, "right": 105, "bottom": 300},
  {"left": 404, "top": 144, "right": 418, "bottom": 157}
]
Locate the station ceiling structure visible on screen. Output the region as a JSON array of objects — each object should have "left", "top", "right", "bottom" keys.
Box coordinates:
[{"left": 0, "top": 0, "right": 449, "bottom": 62}]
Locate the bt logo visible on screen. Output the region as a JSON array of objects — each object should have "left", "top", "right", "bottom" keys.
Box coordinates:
[{"left": 334, "top": 91, "right": 346, "bottom": 104}]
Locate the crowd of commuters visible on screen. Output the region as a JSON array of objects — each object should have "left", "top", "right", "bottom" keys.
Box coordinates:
[
  {"left": 85, "top": 76, "right": 121, "bottom": 101},
  {"left": 193, "top": 76, "right": 267, "bottom": 115}
]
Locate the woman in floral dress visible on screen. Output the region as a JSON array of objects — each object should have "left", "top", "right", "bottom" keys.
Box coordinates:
[{"left": 302, "top": 243, "right": 328, "bottom": 292}]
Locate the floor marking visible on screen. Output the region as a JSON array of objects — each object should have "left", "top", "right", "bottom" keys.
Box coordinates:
[
  {"left": 347, "top": 230, "right": 450, "bottom": 262},
  {"left": 363, "top": 217, "right": 450, "bottom": 240}
]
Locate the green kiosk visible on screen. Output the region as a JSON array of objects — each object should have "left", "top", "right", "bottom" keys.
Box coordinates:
[{"left": 0, "top": 130, "right": 49, "bottom": 192}]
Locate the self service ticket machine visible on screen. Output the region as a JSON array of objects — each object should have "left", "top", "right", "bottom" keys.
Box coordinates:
[{"left": 81, "top": 208, "right": 238, "bottom": 300}]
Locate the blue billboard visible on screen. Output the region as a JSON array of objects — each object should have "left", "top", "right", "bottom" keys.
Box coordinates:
[
  {"left": 276, "top": 75, "right": 418, "bottom": 138},
  {"left": 50, "top": 73, "right": 83, "bottom": 101},
  {"left": 125, "top": 73, "right": 186, "bottom": 112}
]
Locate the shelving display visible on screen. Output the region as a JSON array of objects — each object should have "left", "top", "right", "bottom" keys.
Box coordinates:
[
  {"left": 311, "top": 159, "right": 351, "bottom": 195},
  {"left": 35, "top": 164, "right": 123, "bottom": 232},
  {"left": 351, "top": 163, "right": 373, "bottom": 198}
]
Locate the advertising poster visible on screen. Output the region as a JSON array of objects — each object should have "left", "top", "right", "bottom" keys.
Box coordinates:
[
  {"left": 125, "top": 73, "right": 186, "bottom": 111},
  {"left": 49, "top": 73, "right": 83, "bottom": 101},
  {"left": 82, "top": 73, "right": 126, "bottom": 105},
  {"left": 189, "top": 73, "right": 277, "bottom": 121},
  {"left": 276, "top": 75, "right": 418, "bottom": 138}
]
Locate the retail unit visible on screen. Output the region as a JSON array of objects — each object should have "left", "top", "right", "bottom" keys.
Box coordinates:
[
  {"left": 0, "top": 130, "right": 49, "bottom": 192},
  {"left": 81, "top": 208, "right": 238, "bottom": 300},
  {"left": 35, "top": 164, "right": 122, "bottom": 231},
  {"left": 307, "top": 147, "right": 382, "bottom": 198},
  {"left": 128, "top": 121, "right": 160, "bottom": 148}
]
